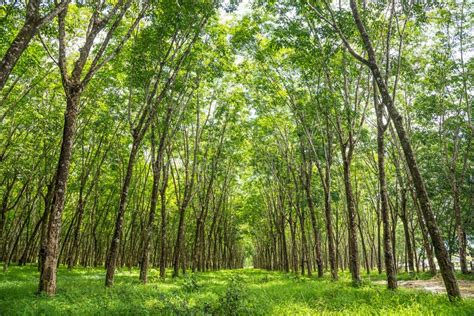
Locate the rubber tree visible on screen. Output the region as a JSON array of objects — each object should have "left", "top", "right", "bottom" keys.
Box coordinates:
[{"left": 39, "top": 0, "right": 148, "bottom": 295}]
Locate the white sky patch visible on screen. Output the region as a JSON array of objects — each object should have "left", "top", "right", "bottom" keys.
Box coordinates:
[
  {"left": 234, "top": 54, "right": 245, "bottom": 65},
  {"left": 219, "top": 0, "right": 252, "bottom": 24}
]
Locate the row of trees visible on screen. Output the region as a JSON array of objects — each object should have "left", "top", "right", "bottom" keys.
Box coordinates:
[
  {"left": 0, "top": 0, "right": 249, "bottom": 296},
  {"left": 241, "top": 0, "right": 472, "bottom": 301}
]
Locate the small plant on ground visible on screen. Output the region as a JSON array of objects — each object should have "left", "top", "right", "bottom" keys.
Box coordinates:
[
  {"left": 219, "top": 275, "right": 250, "bottom": 315},
  {"left": 182, "top": 273, "right": 200, "bottom": 292}
]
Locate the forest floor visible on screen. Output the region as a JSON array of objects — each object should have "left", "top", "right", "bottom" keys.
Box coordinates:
[
  {"left": 374, "top": 278, "right": 474, "bottom": 298},
  {"left": 1, "top": 266, "right": 473, "bottom": 315}
]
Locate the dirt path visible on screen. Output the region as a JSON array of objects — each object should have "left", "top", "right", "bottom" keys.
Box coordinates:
[{"left": 374, "top": 279, "right": 474, "bottom": 298}]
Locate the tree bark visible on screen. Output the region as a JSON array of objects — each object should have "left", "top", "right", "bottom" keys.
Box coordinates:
[
  {"left": 451, "top": 175, "right": 468, "bottom": 274},
  {"left": 159, "top": 164, "right": 169, "bottom": 279},
  {"left": 303, "top": 159, "right": 323, "bottom": 277},
  {"left": 342, "top": 158, "right": 361, "bottom": 285},
  {"left": 375, "top": 93, "right": 397, "bottom": 289},
  {"left": 139, "top": 161, "right": 160, "bottom": 283},
  {"left": 105, "top": 142, "right": 139, "bottom": 286},
  {"left": 400, "top": 188, "right": 415, "bottom": 274}
]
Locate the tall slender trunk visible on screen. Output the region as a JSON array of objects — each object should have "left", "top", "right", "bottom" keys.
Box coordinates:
[
  {"left": 375, "top": 95, "right": 397, "bottom": 289},
  {"left": 280, "top": 214, "right": 289, "bottom": 272},
  {"left": 400, "top": 188, "right": 415, "bottom": 274},
  {"left": 139, "top": 162, "right": 160, "bottom": 283},
  {"left": 411, "top": 187, "right": 437, "bottom": 275},
  {"left": 39, "top": 90, "right": 80, "bottom": 295},
  {"left": 105, "top": 142, "right": 139, "bottom": 286},
  {"left": 159, "top": 165, "right": 169, "bottom": 279},
  {"left": 342, "top": 158, "right": 361, "bottom": 284},
  {"left": 298, "top": 209, "right": 311, "bottom": 277},
  {"left": 356, "top": 209, "right": 370, "bottom": 275},
  {"left": 451, "top": 177, "right": 468, "bottom": 274},
  {"left": 19, "top": 210, "right": 45, "bottom": 265},
  {"left": 173, "top": 203, "right": 188, "bottom": 277},
  {"left": 289, "top": 210, "right": 298, "bottom": 274},
  {"left": 67, "top": 193, "right": 84, "bottom": 269},
  {"left": 376, "top": 195, "right": 382, "bottom": 274},
  {"left": 304, "top": 165, "right": 323, "bottom": 277},
  {"left": 323, "top": 168, "right": 338, "bottom": 279},
  {"left": 192, "top": 216, "right": 205, "bottom": 272},
  {"left": 38, "top": 180, "right": 54, "bottom": 272}
]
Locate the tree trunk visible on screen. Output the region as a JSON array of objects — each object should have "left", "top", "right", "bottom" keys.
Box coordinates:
[
  {"left": 139, "top": 162, "right": 160, "bottom": 283},
  {"left": 451, "top": 176, "right": 468, "bottom": 274},
  {"left": 280, "top": 214, "right": 289, "bottom": 272},
  {"left": 375, "top": 96, "right": 397, "bottom": 289},
  {"left": 400, "top": 188, "right": 415, "bottom": 274},
  {"left": 289, "top": 210, "right": 298, "bottom": 274},
  {"left": 342, "top": 158, "right": 361, "bottom": 284},
  {"left": 105, "top": 142, "right": 139, "bottom": 287},
  {"left": 348, "top": 0, "right": 460, "bottom": 299},
  {"left": 303, "top": 160, "right": 323, "bottom": 277},
  {"left": 67, "top": 194, "right": 84, "bottom": 269},
  {"left": 19, "top": 210, "right": 45, "bottom": 265},
  {"left": 38, "top": 90, "right": 80, "bottom": 295},
  {"left": 173, "top": 204, "right": 187, "bottom": 277},
  {"left": 159, "top": 164, "right": 169, "bottom": 279},
  {"left": 323, "top": 168, "right": 338, "bottom": 280},
  {"left": 376, "top": 195, "right": 382, "bottom": 274},
  {"left": 411, "top": 188, "right": 437, "bottom": 275}
]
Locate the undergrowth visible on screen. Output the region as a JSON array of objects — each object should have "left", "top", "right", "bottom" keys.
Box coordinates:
[{"left": 0, "top": 265, "right": 473, "bottom": 315}]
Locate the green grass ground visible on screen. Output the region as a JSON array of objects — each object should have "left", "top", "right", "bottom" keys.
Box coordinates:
[{"left": 1, "top": 265, "right": 473, "bottom": 315}]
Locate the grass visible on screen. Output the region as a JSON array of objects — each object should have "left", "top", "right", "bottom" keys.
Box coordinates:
[{"left": 1, "top": 265, "right": 473, "bottom": 315}]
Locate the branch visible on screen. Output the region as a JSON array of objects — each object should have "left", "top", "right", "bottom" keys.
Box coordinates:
[{"left": 307, "top": 0, "right": 370, "bottom": 66}]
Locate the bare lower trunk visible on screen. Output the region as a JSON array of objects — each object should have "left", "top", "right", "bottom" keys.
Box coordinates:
[
  {"left": 280, "top": 215, "right": 289, "bottom": 272},
  {"left": 38, "top": 91, "right": 80, "bottom": 295},
  {"left": 289, "top": 212, "right": 298, "bottom": 274},
  {"left": 159, "top": 168, "right": 168, "bottom": 279},
  {"left": 139, "top": 166, "right": 160, "bottom": 283},
  {"left": 343, "top": 160, "right": 361, "bottom": 285},
  {"left": 417, "top": 202, "right": 437, "bottom": 275},
  {"left": 303, "top": 163, "right": 323, "bottom": 277},
  {"left": 19, "top": 211, "right": 45, "bottom": 265},
  {"left": 105, "top": 142, "right": 139, "bottom": 287},
  {"left": 192, "top": 218, "right": 204, "bottom": 272},
  {"left": 298, "top": 212, "right": 311, "bottom": 277},
  {"left": 375, "top": 99, "right": 397, "bottom": 289},
  {"left": 452, "top": 178, "right": 468, "bottom": 274},
  {"left": 173, "top": 205, "right": 187, "bottom": 277},
  {"left": 376, "top": 197, "right": 382, "bottom": 274},
  {"left": 324, "top": 178, "right": 338, "bottom": 280},
  {"left": 159, "top": 195, "right": 167, "bottom": 278},
  {"left": 400, "top": 190, "right": 415, "bottom": 274},
  {"left": 67, "top": 196, "right": 84, "bottom": 269},
  {"left": 356, "top": 209, "right": 370, "bottom": 275}
]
